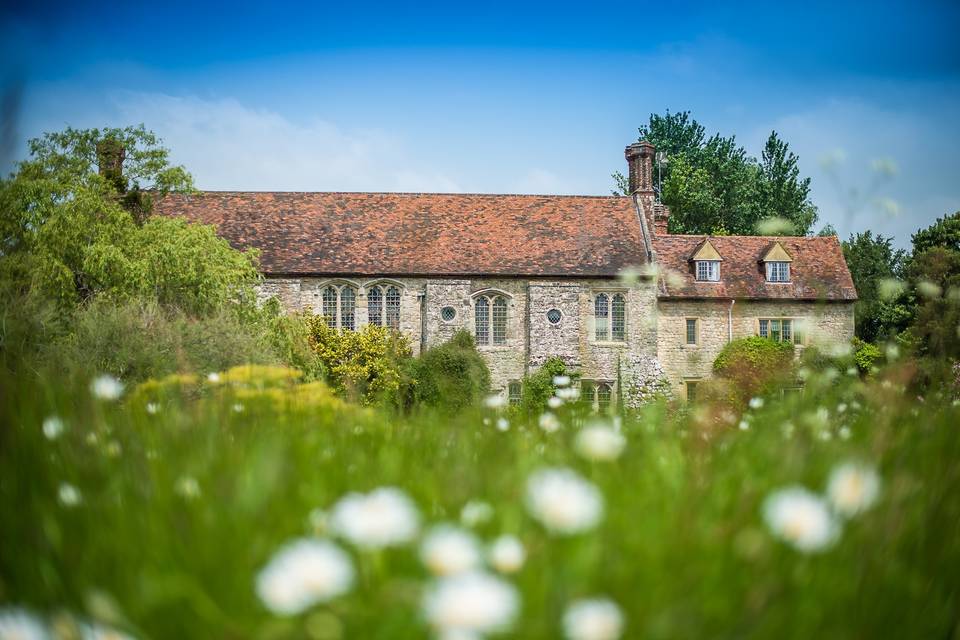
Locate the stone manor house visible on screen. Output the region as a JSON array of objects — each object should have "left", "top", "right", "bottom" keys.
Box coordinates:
[{"left": 156, "top": 142, "right": 857, "bottom": 405}]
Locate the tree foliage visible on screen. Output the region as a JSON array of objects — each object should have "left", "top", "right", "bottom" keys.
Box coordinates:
[
  {"left": 842, "top": 231, "right": 908, "bottom": 342},
  {"left": 0, "top": 125, "right": 259, "bottom": 313},
  {"left": 713, "top": 336, "right": 795, "bottom": 402},
  {"left": 614, "top": 111, "right": 818, "bottom": 235},
  {"left": 412, "top": 330, "right": 491, "bottom": 413}
]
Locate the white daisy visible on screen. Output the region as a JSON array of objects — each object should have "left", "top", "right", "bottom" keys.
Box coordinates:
[
  {"left": 78, "top": 621, "right": 137, "bottom": 640},
  {"left": 207, "top": 372, "right": 221, "bottom": 384},
  {"left": 145, "top": 403, "right": 160, "bottom": 415},
  {"left": 552, "top": 375, "right": 571, "bottom": 387},
  {"left": 563, "top": 598, "right": 625, "bottom": 640},
  {"left": 556, "top": 387, "right": 580, "bottom": 401},
  {"left": 422, "top": 571, "right": 519, "bottom": 636},
  {"left": 826, "top": 462, "right": 881, "bottom": 518},
  {"left": 748, "top": 397, "right": 764, "bottom": 410},
  {"left": 574, "top": 425, "right": 625, "bottom": 462},
  {"left": 58, "top": 483, "right": 82, "bottom": 507},
  {"left": 256, "top": 538, "right": 354, "bottom": 615},
  {"left": 547, "top": 396, "right": 564, "bottom": 409},
  {"left": 496, "top": 418, "right": 510, "bottom": 432},
  {"left": 763, "top": 486, "right": 840, "bottom": 552},
  {"left": 0, "top": 607, "right": 47, "bottom": 640},
  {"left": 90, "top": 375, "right": 123, "bottom": 401},
  {"left": 538, "top": 412, "right": 561, "bottom": 434},
  {"left": 42, "top": 416, "right": 65, "bottom": 440},
  {"left": 460, "top": 501, "right": 494, "bottom": 527},
  {"left": 175, "top": 476, "right": 201, "bottom": 500},
  {"left": 330, "top": 487, "right": 420, "bottom": 549},
  {"left": 420, "top": 525, "right": 483, "bottom": 576},
  {"left": 488, "top": 535, "right": 525, "bottom": 574},
  {"left": 525, "top": 468, "right": 603, "bottom": 535},
  {"left": 483, "top": 394, "right": 507, "bottom": 410},
  {"left": 738, "top": 420, "right": 750, "bottom": 431}
]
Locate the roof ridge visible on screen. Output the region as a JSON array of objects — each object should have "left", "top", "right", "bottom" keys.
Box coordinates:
[{"left": 172, "top": 190, "right": 631, "bottom": 199}]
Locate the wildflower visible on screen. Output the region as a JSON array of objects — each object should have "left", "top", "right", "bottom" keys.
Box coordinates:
[
  {"left": 484, "top": 394, "right": 507, "bottom": 410},
  {"left": 256, "top": 539, "right": 354, "bottom": 615},
  {"left": 58, "top": 483, "right": 81, "bottom": 507},
  {"left": 90, "top": 375, "right": 124, "bottom": 401},
  {"left": 42, "top": 415, "right": 65, "bottom": 440},
  {"left": 525, "top": 468, "right": 603, "bottom": 535},
  {"left": 836, "top": 403, "right": 847, "bottom": 414},
  {"left": 0, "top": 608, "right": 47, "bottom": 640},
  {"left": 547, "top": 396, "right": 564, "bottom": 409},
  {"left": 488, "top": 535, "right": 525, "bottom": 574},
  {"left": 422, "top": 571, "right": 519, "bottom": 636},
  {"left": 207, "top": 372, "right": 221, "bottom": 384},
  {"left": 145, "top": 402, "right": 160, "bottom": 415},
  {"left": 420, "top": 525, "right": 483, "bottom": 576},
  {"left": 496, "top": 417, "right": 510, "bottom": 432},
  {"left": 330, "top": 487, "right": 420, "bottom": 549},
  {"left": 748, "top": 397, "right": 764, "bottom": 410},
  {"left": 556, "top": 387, "right": 580, "bottom": 401},
  {"left": 232, "top": 403, "right": 245, "bottom": 413},
  {"left": 553, "top": 375, "right": 571, "bottom": 387},
  {"left": 104, "top": 441, "right": 122, "bottom": 458},
  {"left": 738, "top": 420, "right": 750, "bottom": 431},
  {"left": 763, "top": 486, "right": 840, "bottom": 553},
  {"left": 826, "top": 462, "right": 881, "bottom": 517},
  {"left": 838, "top": 426, "right": 852, "bottom": 441},
  {"left": 175, "top": 476, "right": 201, "bottom": 500},
  {"left": 538, "top": 412, "right": 560, "bottom": 434},
  {"left": 574, "top": 425, "right": 625, "bottom": 462},
  {"left": 460, "top": 501, "right": 494, "bottom": 527},
  {"left": 563, "top": 598, "right": 625, "bottom": 640}
]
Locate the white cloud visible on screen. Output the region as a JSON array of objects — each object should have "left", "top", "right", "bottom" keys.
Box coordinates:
[{"left": 108, "top": 92, "right": 464, "bottom": 192}]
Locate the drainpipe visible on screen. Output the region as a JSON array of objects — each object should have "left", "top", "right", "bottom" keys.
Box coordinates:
[
  {"left": 418, "top": 289, "right": 427, "bottom": 355},
  {"left": 727, "top": 299, "right": 735, "bottom": 342}
]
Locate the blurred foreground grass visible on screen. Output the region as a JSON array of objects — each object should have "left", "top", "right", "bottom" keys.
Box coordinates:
[{"left": 1, "top": 364, "right": 959, "bottom": 639}]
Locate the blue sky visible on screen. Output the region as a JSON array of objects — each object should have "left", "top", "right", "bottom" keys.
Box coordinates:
[{"left": 2, "top": 0, "right": 959, "bottom": 246}]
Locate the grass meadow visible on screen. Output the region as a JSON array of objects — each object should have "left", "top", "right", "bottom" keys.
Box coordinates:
[{"left": 1, "top": 363, "right": 959, "bottom": 639}]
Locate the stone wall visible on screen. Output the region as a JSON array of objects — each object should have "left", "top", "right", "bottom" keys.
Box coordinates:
[
  {"left": 257, "top": 275, "right": 660, "bottom": 393},
  {"left": 657, "top": 298, "right": 856, "bottom": 394}
]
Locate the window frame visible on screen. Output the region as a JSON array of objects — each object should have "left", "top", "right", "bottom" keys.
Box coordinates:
[
  {"left": 507, "top": 381, "right": 522, "bottom": 406},
  {"left": 685, "top": 380, "right": 699, "bottom": 403},
  {"left": 365, "top": 282, "right": 403, "bottom": 330},
  {"left": 473, "top": 290, "right": 511, "bottom": 346},
  {"left": 685, "top": 317, "right": 699, "bottom": 346},
  {"left": 593, "top": 290, "right": 628, "bottom": 343},
  {"left": 318, "top": 282, "right": 360, "bottom": 330},
  {"left": 695, "top": 260, "right": 721, "bottom": 282},
  {"left": 758, "top": 317, "right": 804, "bottom": 345},
  {"left": 765, "top": 261, "right": 791, "bottom": 283}
]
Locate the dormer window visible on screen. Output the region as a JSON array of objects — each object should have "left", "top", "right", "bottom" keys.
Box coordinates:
[
  {"left": 766, "top": 261, "right": 790, "bottom": 282},
  {"left": 695, "top": 260, "right": 720, "bottom": 282},
  {"left": 761, "top": 242, "right": 794, "bottom": 283},
  {"left": 691, "top": 240, "right": 722, "bottom": 282}
]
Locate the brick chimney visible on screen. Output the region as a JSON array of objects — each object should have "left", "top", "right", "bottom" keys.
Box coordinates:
[
  {"left": 653, "top": 203, "right": 671, "bottom": 235},
  {"left": 624, "top": 140, "right": 655, "bottom": 194}
]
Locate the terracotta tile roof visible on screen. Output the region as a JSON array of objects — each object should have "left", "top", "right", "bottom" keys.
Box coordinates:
[
  {"left": 653, "top": 235, "right": 857, "bottom": 301},
  {"left": 152, "top": 192, "right": 648, "bottom": 277}
]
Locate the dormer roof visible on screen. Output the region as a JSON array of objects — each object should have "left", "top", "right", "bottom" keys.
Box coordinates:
[
  {"left": 690, "top": 239, "right": 723, "bottom": 262},
  {"left": 761, "top": 241, "right": 793, "bottom": 263}
]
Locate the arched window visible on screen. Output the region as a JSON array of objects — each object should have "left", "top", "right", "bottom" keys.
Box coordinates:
[
  {"left": 595, "top": 292, "right": 626, "bottom": 342},
  {"left": 611, "top": 294, "right": 626, "bottom": 341},
  {"left": 319, "top": 283, "right": 358, "bottom": 330},
  {"left": 385, "top": 286, "right": 401, "bottom": 330},
  {"left": 595, "top": 293, "right": 609, "bottom": 341},
  {"left": 366, "top": 284, "right": 402, "bottom": 330},
  {"left": 597, "top": 382, "right": 612, "bottom": 411},
  {"left": 322, "top": 286, "right": 339, "bottom": 329},
  {"left": 367, "top": 286, "right": 383, "bottom": 326},
  {"left": 474, "top": 294, "right": 508, "bottom": 345},
  {"left": 475, "top": 297, "right": 490, "bottom": 345}
]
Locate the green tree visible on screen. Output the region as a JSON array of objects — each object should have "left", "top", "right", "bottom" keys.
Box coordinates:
[
  {"left": 614, "top": 111, "right": 818, "bottom": 236},
  {"left": 0, "top": 125, "right": 259, "bottom": 313},
  {"left": 842, "top": 231, "right": 907, "bottom": 342},
  {"left": 912, "top": 211, "right": 960, "bottom": 254}
]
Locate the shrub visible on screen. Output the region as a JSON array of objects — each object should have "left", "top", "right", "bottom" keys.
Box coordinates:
[
  {"left": 520, "top": 357, "right": 573, "bottom": 415},
  {"left": 713, "top": 336, "right": 795, "bottom": 403},
  {"left": 412, "top": 330, "right": 491, "bottom": 413},
  {"left": 307, "top": 318, "right": 414, "bottom": 405}
]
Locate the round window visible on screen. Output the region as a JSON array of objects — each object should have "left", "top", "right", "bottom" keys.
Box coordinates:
[
  {"left": 546, "top": 309, "right": 562, "bottom": 325},
  {"left": 441, "top": 306, "right": 457, "bottom": 322}
]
